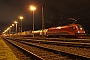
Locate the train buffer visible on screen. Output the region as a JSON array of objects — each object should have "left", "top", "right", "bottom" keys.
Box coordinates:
[{"left": 0, "top": 37, "right": 18, "bottom": 60}]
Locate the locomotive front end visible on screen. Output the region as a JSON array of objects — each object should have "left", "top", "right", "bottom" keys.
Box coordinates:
[{"left": 75, "top": 24, "right": 85, "bottom": 38}]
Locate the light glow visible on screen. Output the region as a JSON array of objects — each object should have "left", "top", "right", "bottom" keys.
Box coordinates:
[
  {"left": 30, "top": 5, "right": 36, "bottom": 11},
  {"left": 80, "top": 28, "right": 82, "bottom": 30},
  {"left": 78, "top": 31, "right": 80, "bottom": 33},
  {"left": 10, "top": 26, "right": 12, "bottom": 28},
  {"left": 57, "top": 27, "right": 61, "bottom": 29},
  {"left": 14, "top": 21, "right": 18, "bottom": 24},
  {"left": 20, "top": 16, "right": 23, "bottom": 20},
  {"left": 4, "top": 34, "right": 6, "bottom": 35},
  {"left": 12, "top": 24, "right": 14, "bottom": 26}
]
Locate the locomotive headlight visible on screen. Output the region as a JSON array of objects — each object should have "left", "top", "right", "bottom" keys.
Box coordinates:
[
  {"left": 78, "top": 31, "right": 80, "bottom": 33},
  {"left": 84, "top": 31, "right": 85, "bottom": 33},
  {"left": 80, "top": 28, "right": 82, "bottom": 30}
]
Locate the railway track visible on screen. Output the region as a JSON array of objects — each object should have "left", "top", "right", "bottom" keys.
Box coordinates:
[
  {"left": 3, "top": 38, "right": 71, "bottom": 60},
  {"left": 10, "top": 37, "right": 90, "bottom": 48},
  {"left": 3, "top": 37, "right": 90, "bottom": 60}
]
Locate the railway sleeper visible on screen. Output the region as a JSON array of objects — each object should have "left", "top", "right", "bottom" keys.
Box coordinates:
[{"left": 5, "top": 39, "right": 69, "bottom": 60}]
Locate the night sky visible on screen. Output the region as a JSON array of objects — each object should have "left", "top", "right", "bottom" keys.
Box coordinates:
[{"left": 0, "top": 0, "right": 90, "bottom": 34}]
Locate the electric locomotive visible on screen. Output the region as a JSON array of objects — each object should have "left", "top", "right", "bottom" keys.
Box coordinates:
[{"left": 46, "top": 23, "right": 85, "bottom": 38}]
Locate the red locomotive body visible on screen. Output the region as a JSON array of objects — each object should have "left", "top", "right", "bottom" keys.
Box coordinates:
[{"left": 46, "top": 24, "right": 85, "bottom": 38}]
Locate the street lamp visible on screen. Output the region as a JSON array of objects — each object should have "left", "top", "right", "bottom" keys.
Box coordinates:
[
  {"left": 14, "top": 21, "right": 18, "bottom": 33},
  {"left": 12, "top": 24, "right": 14, "bottom": 27},
  {"left": 19, "top": 16, "right": 23, "bottom": 33},
  {"left": 30, "top": 5, "right": 36, "bottom": 37}
]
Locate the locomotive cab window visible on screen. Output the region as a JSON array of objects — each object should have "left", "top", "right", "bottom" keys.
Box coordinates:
[{"left": 77, "top": 24, "right": 84, "bottom": 30}]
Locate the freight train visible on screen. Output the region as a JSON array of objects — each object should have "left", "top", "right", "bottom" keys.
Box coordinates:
[{"left": 6, "top": 23, "right": 85, "bottom": 38}]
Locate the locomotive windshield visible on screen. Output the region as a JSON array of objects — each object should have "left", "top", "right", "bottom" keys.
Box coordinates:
[{"left": 77, "top": 24, "right": 84, "bottom": 30}]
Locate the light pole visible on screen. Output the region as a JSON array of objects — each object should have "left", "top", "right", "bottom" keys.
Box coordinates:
[
  {"left": 14, "top": 21, "right": 18, "bottom": 33},
  {"left": 30, "top": 5, "right": 36, "bottom": 37},
  {"left": 42, "top": 6, "right": 45, "bottom": 37},
  {"left": 12, "top": 24, "right": 14, "bottom": 34},
  {"left": 9, "top": 26, "right": 12, "bottom": 34},
  {"left": 19, "top": 16, "right": 23, "bottom": 33}
]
